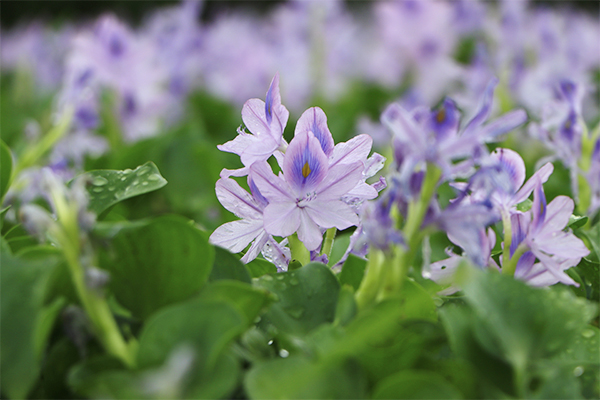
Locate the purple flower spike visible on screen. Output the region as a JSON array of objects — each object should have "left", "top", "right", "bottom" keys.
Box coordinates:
[
  {"left": 251, "top": 130, "right": 363, "bottom": 251},
  {"left": 218, "top": 74, "right": 290, "bottom": 176}
]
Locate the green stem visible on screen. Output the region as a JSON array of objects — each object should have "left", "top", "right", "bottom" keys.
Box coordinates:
[
  {"left": 289, "top": 233, "right": 310, "bottom": 266},
  {"left": 321, "top": 228, "right": 337, "bottom": 259},
  {"left": 13, "top": 107, "right": 73, "bottom": 178},
  {"left": 501, "top": 210, "right": 513, "bottom": 273},
  {"left": 355, "top": 249, "right": 386, "bottom": 310},
  {"left": 502, "top": 243, "right": 528, "bottom": 277}
]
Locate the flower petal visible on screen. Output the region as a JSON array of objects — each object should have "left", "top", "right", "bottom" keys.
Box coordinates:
[
  {"left": 295, "top": 107, "right": 334, "bottom": 156},
  {"left": 490, "top": 148, "right": 526, "bottom": 194},
  {"left": 283, "top": 130, "right": 329, "bottom": 195},
  {"left": 263, "top": 201, "right": 301, "bottom": 237},
  {"left": 462, "top": 77, "right": 499, "bottom": 137},
  {"left": 479, "top": 109, "right": 527, "bottom": 141},
  {"left": 305, "top": 200, "right": 359, "bottom": 230},
  {"left": 330, "top": 134, "right": 373, "bottom": 169},
  {"left": 241, "top": 231, "right": 270, "bottom": 264},
  {"left": 539, "top": 195, "right": 573, "bottom": 234},
  {"left": 250, "top": 161, "right": 294, "bottom": 202},
  {"left": 317, "top": 161, "right": 364, "bottom": 200},
  {"left": 215, "top": 178, "right": 262, "bottom": 219},
  {"left": 513, "top": 162, "right": 554, "bottom": 205},
  {"left": 209, "top": 219, "right": 264, "bottom": 254},
  {"left": 297, "top": 210, "right": 323, "bottom": 251}
]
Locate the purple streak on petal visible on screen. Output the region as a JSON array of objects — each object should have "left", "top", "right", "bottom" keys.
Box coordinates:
[
  {"left": 510, "top": 212, "right": 528, "bottom": 257},
  {"left": 250, "top": 161, "right": 294, "bottom": 202},
  {"left": 513, "top": 250, "right": 536, "bottom": 278},
  {"left": 296, "top": 107, "right": 335, "bottom": 156},
  {"left": 531, "top": 180, "right": 547, "bottom": 235},
  {"left": 215, "top": 178, "right": 262, "bottom": 219},
  {"left": 265, "top": 73, "right": 279, "bottom": 125},
  {"left": 462, "top": 77, "right": 499, "bottom": 137},
  {"left": 248, "top": 177, "right": 269, "bottom": 209},
  {"left": 491, "top": 148, "right": 526, "bottom": 193},
  {"left": 283, "top": 131, "right": 328, "bottom": 195},
  {"left": 430, "top": 98, "right": 460, "bottom": 141},
  {"left": 263, "top": 202, "right": 301, "bottom": 238}
]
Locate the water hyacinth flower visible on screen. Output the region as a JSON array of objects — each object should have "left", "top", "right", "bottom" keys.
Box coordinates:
[
  {"left": 510, "top": 180, "right": 590, "bottom": 286},
  {"left": 218, "top": 74, "right": 289, "bottom": 178},
  {"left": 383, "top": 78, "right": 527, "bottom": 181},
  {"left": 250, "top": 128, "right": 363, "bottom": 251}
]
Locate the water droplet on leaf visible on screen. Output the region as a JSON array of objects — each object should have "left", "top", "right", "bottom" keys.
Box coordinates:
[
  {"left": 582, "top": 329, "right": 595, "bottom": 338},
  {"left": 92, "top": 176, "right": 108, "bottom": 186},
  {"left": 573, "top": 366, "right": 585, "bottom": 377}
]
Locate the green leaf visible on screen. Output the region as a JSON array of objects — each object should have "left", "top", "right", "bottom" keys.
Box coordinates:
[
  {"left": 246, "top": 257, "right": 278, "bottom": 278},
  {"left": 516, "top": 198, "right": 533, "bottom": 212},
  {"left": 245, "top": 356, "right": 368, "bottom": 399},
  {"left": 98, "top": 215, "right": 215, "bottom": 320},
  {"left": 372, "top": 370, "right": 463, "bottom": 399},
  {"left": 0, "top": 253, "right": 59, "bottom": 399},
  {"left": 1, "top": 140, "right": 13, "bottom": 201},
  {"left": 137, "top": 297, "right": 245, "bottom": 369},
  {"left": 34, "top": 297, "right": 66, "bottom": 357},
  {"left": 30, "top": 338, "right": 81, "bottom": 399},
  {"left": 0, "top": 205, "right": 10, "bottom": 231},
  {"left": 339, "top": 254, "right": 367, "bottom": 291},
  {"left": 198, "top": 280, "right": 275, "bottom": 325},
  {"left": 209, "top": 246, "right": 252, "bottom": 284},
  {"left": 568, "top": 214, "right": 589, "bottom": 230},
  {"left": 334, "top": 285, "right": 357, "bottom": 327},
  {"left": 393, "top": 278, "right": 437, "bottom": 322},
  {"left": 81, "top": 161, "right": 167, "bottom": 215},
  {"left": 255, "top": 262, "right": 340, "bottom": 335}
]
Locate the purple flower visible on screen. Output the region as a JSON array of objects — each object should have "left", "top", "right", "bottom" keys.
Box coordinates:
[
  {"left": 510, "top": 180, "right": 590, "bottom": 286},
  {"left": 250, "top": 129, "right": 363, "bottom": 251},
  {"left": 209, "top": 177, "right": 289, "bottom": 265},
  {"left": 382, "top": 78, "right": 527, "bottom": 181},
  {"left": 218, "top": 74, "right": 289, "bottom": 178}
]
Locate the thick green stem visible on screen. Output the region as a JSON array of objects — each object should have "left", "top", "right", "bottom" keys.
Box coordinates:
[
  {"left": 13, "top": 107, "right": 73, "bottom": 178},
  {"left": 289, "top": 233, "right": 311, "bottom": 266},
  {"left": 50, "top": 185, "right": 135, "bottom": 368},
  {"left": 355, "top": 249, "right": 386, "bottom": 310},
  {"left": 321, "top": 228, "right": 337, "bottom": 259},
  {"left": 502, "top": 243, "right": 528, "bottom": 277}
]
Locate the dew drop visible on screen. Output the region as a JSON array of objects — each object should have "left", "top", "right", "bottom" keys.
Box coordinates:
[
  {"left": 573, "top": 366, "right": 584, "bottom": 377},
  {"left": 147, "top": 174, "right": 161, "bottom": 182},
  {"left": 276, "top": 275, "right": 285, "bottom": 280},
  {"left": 286, "top": 306, "right": 305, "bottom": 319},
  {"left": 107, "top": 185, "right": 115, "bottom": 191},
  {"left": 92, "top": 187, "right": 104, "bottom": 193},
  {"left": 136, "top": 165, "right": 151, "bottom": 175},
  {"left": 279, "top": 349, "right": 289, "bottom": 358},
  {"left": 289, "top": 276, "right": 300, "bottom": 286},
  {"left": 132, "top": 179, "right": 140, "bottom": 186},
  {"left": 141, "top": 181, "right": 149, "bottom": 186},
  {"left": 267, "top": 340, "right": 274, "bottom": 345},
  {"left": 92, "top": 176, "right": 108, "bottom": 186},
  {"left": 582, "top": 329, "right": 595, "bottom": 338},
  {"left": 262, "top": 275, "right": 273, "bottom": 281},
  {"left": 120, "top": 176, "right": 127, "bottom": 181}
]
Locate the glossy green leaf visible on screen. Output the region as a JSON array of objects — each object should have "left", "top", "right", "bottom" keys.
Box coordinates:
[
  {"left": 568, "top": 214, "right": 589, "bottom": 230},
  {"left": 209, "top": 246, "right": 252, "bottom": 284},
  {"left": 198, "top": 280, "right": 275, "bottom": 325},
  {"left": 246, "top": 257, "right": 278, "bottom": 278},
  {"left": 81, "top": 161, "right": 167, "bottom": 215},
  {"left": 372, "top": 370, "right": 463, "bottom": 399},
  {"left": 1, "top": 140, "right": 12, "bottom": 201},
  {"left": 137, "top": 297, "right": 244, "bottom": 369},
  {"left": 1, "top": 253, "right": 59, "bottom": 399},
  {"left": 245, "top": 356, "right": 368, "bottom": 399},
  {"left": 98, "top": 215, "right": 215, "bottom": 320},
  {"left": 339, "top": 254, "right": 366, "bottom": 291},
  {"left": 255, "top": 262, "right": 340, "bottom": 335}
]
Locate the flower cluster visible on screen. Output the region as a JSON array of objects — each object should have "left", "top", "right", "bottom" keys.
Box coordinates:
[{"left": 210, "top": 75, "right": 384, "bottom": 268}]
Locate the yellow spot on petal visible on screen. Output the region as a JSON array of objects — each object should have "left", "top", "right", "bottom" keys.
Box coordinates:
[
  {"left": 436, "top": 108, "right": 446, "bottom": 123},
  {"left": 302, "top": 161, "right": 311, "bottom": 178}
]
